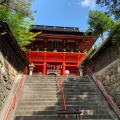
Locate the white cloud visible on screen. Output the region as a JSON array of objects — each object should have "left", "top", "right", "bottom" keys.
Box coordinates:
[{"left": 78, "top": 0, "right": 96, "bottom": 9}]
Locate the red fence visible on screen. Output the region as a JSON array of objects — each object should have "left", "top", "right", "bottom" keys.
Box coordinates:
[
  {"left": 87, "top": 67, "right": 120, "bottom": 117},
  {"left": 59, "top": 77, "right": 68, "bottom": 120},
  {"left": 4, "top": 67, "right": 27, "bottom": 120}
]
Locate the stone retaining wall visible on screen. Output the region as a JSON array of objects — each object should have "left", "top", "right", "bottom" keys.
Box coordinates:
[
  {"left": 0, "top": 52, "right": 18, "bottom": 110},
  {"left": 94, "top": 59, "right": 120, "bottom": 108}
]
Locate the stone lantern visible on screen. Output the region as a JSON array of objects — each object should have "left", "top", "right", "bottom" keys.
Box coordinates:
[
  {"left": 79, "top": 66, "right": 84, "bottom": 76},
  {"left": 29, "top": 63, "right": 35, "bottom": 75}
]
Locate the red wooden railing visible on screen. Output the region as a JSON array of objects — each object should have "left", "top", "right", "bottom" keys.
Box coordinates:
[
  {"left": 87, "top": 67, "right": 120, "bottom": 116},
  {"left": 4, "top": 67, "right": 27, "bottom": 120},
  {"left": 59, "top": 76, "right": 68, "bottom": 120}
]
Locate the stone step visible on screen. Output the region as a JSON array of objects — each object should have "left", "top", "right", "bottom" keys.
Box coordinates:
[
  {"left": 63, "top": 91, "right": 98, "bottom": 95},
  {"left": 18, "top": 97, "right": 101, "bottom": 102},
  {"left": 22, "top": 88, "right": 58, "bottom": 91},
  {"left": 21, "top": 93, "right": 58, "bottom": 96},
  {"left": 16, "top": 105, "right": 61, "bottom": 111},
  {"left": 25, "top": 80, "right": 57, "bottom": 82},
  {"left": 18, "top": 101, "right": 62, "bottom": 106},
  {"left": 21, "top": 91, "right": 58, "bottom": 95},
  {"left": 24, "top": 84, "right": 58, "bottom": 87},
  {"left": 22, "top": 88, "right": 58, "bottom": 92},
  {"left": 63, "top": 83, "right": 92, "bottom": 85},
  {"left": 25, "top": 79, "right": 57, "bottom": 81},
  {"left": 26, "top": 79, "right": 58, "bottom": 81},
  {"left": 64, "top": 79, "right": 90, "bottom": 82},
  {"left": 18, "top": 99, "right": 61, "bottom": 103},
  {"left": 17, "top": 101, "right": 103, "bottom": 106},
  {"left": 15, "top": 109, "right": 110, "bottom": 116},
  {"left": 16, "top": 105, "right": 107, "bottom": 111},
  {"left": 23, "top": 86, "right": 60, "bottom": 92},
  {"left": 66, "top": 105, "right": 107, "bottom": 110},
  {"left": 25, "top": 81, "right": 57, "bottom": 84},
  {"left": 63, "top": 85, "right": 95, "bottom": 89},
  {"left": 21, "top": 91, "right": 98, "bottom": 96},
  {"left": 20, "top": 94, "right": 58, "bottom": 99},
  {"left": 20, "top": 94, "right": 100, "bottom": 99},
  {"left": 63, "top": 89, "right": 97, "bottom": 92},
  {"left": 64, "top": 94, "right": 100, "bottom": 98},
  {"left": 63, "top": 84, "right": 94, "bottom": 87},
  {"left": 14, "top": 114, "right": 112, "bottom": 120},
  {"left": 20, "top": 94, "right": 100, "bottom": 100},
  {"left": 26, "top": 76, "right": 59, "bottom": 81},
  {"left": 64, "top": 88, "right": 96, "bottom": 92}
]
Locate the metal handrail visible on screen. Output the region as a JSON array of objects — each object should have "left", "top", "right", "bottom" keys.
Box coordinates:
[
  {"left": 4, "top": 67, "right": 27, "bottom": 120},
  {"left": 87, "top": 67, "right": 120, "bottom": 119},
  {"left": 59, "top": 76, "right": 68, "bottom": 120}
]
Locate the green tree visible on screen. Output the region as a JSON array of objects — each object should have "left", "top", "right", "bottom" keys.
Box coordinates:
[
  {"left": 86, "top": 10, "right": 114, "bottom": 41},
  {"left": 96, "top": 1, "right": 120, "bottom": 46},
  {"left": 112, "top": 22, "right": 120, "bottom": 46},
  {"left": 0, "top": 0, "right": 36, "bottom": 20},
  {"left": 96, "top": 0, "right": 120, "bottom": 21},
  {"left": 0, "top": 2, "right": 40, "bottom": 50}
]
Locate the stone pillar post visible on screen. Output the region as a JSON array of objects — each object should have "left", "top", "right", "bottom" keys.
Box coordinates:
[
  {"left": 79, "top": 66, "right": 84, "bottom": 76},
  {"left": 29, "top": 63, "right": 35, "bottom": 75}
]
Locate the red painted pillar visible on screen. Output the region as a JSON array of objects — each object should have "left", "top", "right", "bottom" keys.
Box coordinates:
[
  {"left": 63, "top": 62, "right": 65, "bottom": 75},
  {"left": 43, "top": 62, "right": 46, "bottom": 75}
]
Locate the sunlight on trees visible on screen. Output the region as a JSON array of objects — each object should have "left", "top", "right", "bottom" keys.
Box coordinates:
[{"left": 0, "top": 0, "right": 40, "bottom": 50}]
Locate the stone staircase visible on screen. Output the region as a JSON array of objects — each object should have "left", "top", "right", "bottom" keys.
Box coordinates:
[
  {"left": 62, "top": 76, "right": 113, "bottom": 120},
  {"left": 14, "top": 75, "right": 115, "bottom": 120},
  {"left": 14, "top": 75, "right": 61, "bottom": 120}
]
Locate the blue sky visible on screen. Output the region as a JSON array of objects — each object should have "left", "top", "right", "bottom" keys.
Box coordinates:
[{"left": 31, "top": 0, "right": 106, "bottom": 45}]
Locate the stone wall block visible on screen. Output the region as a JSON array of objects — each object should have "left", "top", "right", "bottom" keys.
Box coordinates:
[
  {"left": 116, "top": 83, "right": 120, "bottom": 92},
  {"left": 4, "top": 89, "right": 9, "bottom": 98},
  {"left": 0, "top": 76, "right": 4, "bottom": 85},
  {"left": 109, "top": 79, "right": 115, "bottom": 85},
  {"left": 114, "top": 91, "right": 120, "bottom": 107},
  {"left": 106, "top": 75, "right": 110, "bottom": 81},
  {"left": 6, "top": 81, "right": 12, "bottom": 90},
  {"left": 0, "top": 92, "right": 4, "bottom": 101},
  {"left": 103, "top": 80, "right": 111, "bottom": 86},
  {"left": 0, "top": 83, "right": 4, "bottom": 92},
  {"left": 114, "top": 74, "right": 120, "bottom": 83},
  {"left": 102, "top": 75, "right": 107, "bottom": 80},
  {"left": 0, "top": 101, "right": 3, "bottom": 108}
]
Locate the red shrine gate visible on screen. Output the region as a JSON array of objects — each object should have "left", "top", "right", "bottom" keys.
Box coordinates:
[
  {"left": 25, "top": 51, "right": 86, "bottom": 75},
  {"left": 25, "top": 25, "right": 95, "bottom": 76}
]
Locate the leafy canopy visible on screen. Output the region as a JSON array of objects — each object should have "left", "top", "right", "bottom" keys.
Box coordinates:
[
  {"left": 0, "top": 1, "right": 40, "bottom": 50},
  {"left": 96, "top": 0, "right": 120, "bottom": 21},
  {"left": 0, "top": 0, "right": 36, "bottom": 20},
  {"left": 87, "top": 10, "right": 114, "bottom": 40}
]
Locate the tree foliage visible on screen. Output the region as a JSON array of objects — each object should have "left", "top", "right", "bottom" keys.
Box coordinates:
[
  {"left": 96, "top": 0, "right": 120, "bottom": 21},
  {"left": 0, "top": 0, "right": 36, "bottom": 20},
  {"left": 112, "top": 22, "right": 120, "bottom": 46},
  {"left": 86, "top": 10, "right": 114, "bottom": 40},
  {"left": 95, "top": 1, "right": 120, "bottom": 46},
  {"left": 0, "top": 1, "right": 40, "bottom": 50}
]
